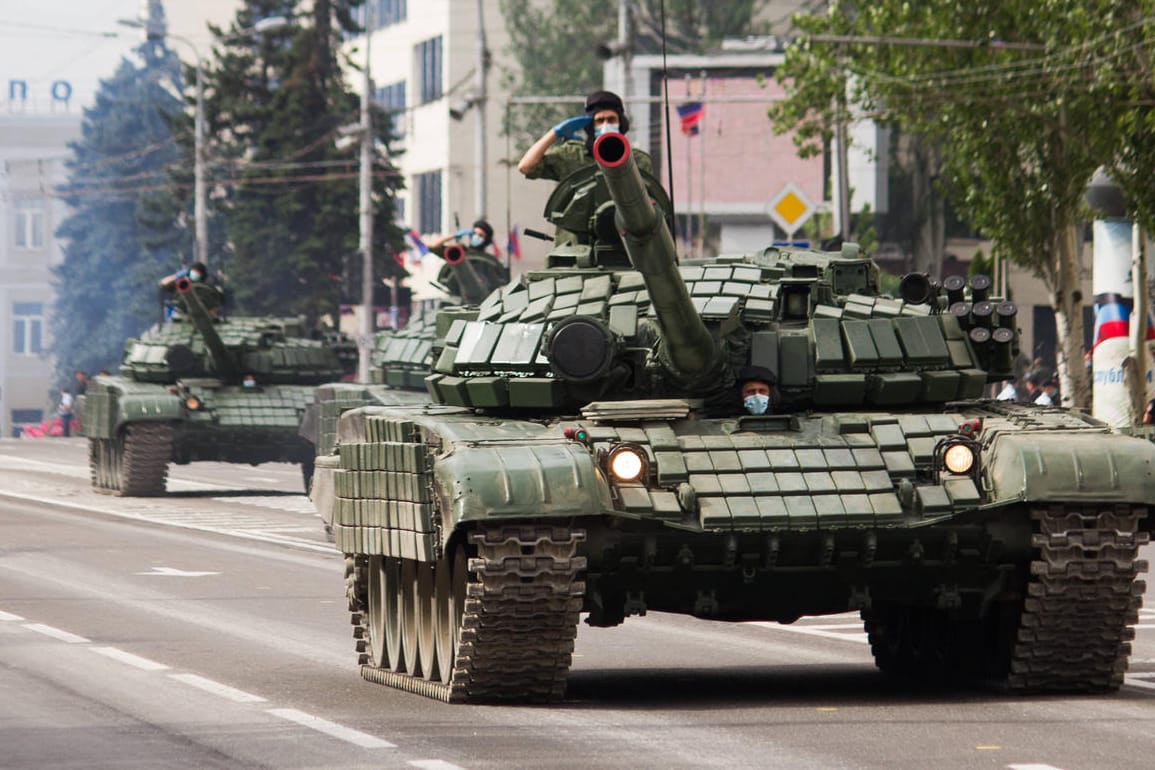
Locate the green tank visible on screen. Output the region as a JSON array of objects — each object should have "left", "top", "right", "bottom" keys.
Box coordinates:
[
  {"left": 85, "top": 277, "right": 347, "bottom": 495},
  {"left": 311, "top": 132, "right": 1155, "bottom": 703}
]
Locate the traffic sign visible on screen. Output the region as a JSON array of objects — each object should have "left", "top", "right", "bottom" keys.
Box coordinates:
[{"left": 767, "top": 183, "right": 815, "bottom": 236}]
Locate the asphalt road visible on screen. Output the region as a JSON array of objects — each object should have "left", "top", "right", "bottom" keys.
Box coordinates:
[{"left": 2, "top": 437, "right": 1154, "bottom": 769}]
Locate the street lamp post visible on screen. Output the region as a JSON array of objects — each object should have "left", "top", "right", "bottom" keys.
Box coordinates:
[{"left": 356, "top": 6, "right": 377, "bottom": 385}]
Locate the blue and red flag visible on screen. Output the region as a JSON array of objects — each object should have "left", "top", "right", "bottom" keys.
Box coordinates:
[
  {"left": 507, "top": 226, "right": 522, "bottom": 260},
  {"left": 1092, "top": 294, "right": 1155, "bottom": 350},
  {"left": 676, "top": 101, "right": 704, "bottom": 136},
  {"left": 405, "top": 229, "right": 429, "bottom": 264}
]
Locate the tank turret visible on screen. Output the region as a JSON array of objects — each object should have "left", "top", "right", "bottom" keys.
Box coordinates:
[
  {"left": 172, "top": 278, "right": 238, "bottom": 381},
  {"left": 591, "top": 132, "right": 724, "bottom": 387}
]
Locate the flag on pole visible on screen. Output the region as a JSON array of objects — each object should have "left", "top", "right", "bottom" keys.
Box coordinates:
[
  {"left": 507, "top": 226, "right": 522, "bottom": 260},
  {"left": 405, "top": 229, "right": 429, "bottom": 263},
  {"left": 676, "top": 101, "right": 704, "bottom": 136}
]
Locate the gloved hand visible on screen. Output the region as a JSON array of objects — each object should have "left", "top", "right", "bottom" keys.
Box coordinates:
[
  {"left": 553, "top": 115, "right": 592, "bottom": 141},
  {"left": 454, "top": 228, "right": 472, "bottom": 238}
]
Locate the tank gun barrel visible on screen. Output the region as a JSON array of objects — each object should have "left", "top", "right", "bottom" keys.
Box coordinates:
[
  {"left": 175, "top": 278, "right": 238, "bottom": 380},
  {"left": 591, "top": 133, "right": 720, "bottom": 382},
  {"left": 442, "top": 244, "right": 490, "bottom": 305}
]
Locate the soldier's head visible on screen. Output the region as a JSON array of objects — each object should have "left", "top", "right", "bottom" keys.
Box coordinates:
[
  {"left": 189, "top": 261, "right": 208, "bottom": 282},
  {"left": 738, "top": 365, "right": 777, "bottom": 415},
  {"left": 583, "top": 90, "right": 630, "bottom": 153},
  {"left": 470, "top": 219, "right": 494, "bottom": 250}
]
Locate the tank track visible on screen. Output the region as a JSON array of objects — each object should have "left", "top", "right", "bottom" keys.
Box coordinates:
[
  {"left": 89, "top": 423, "right": 172, "bottom": 496},
  {"left": 1007, "top": 503, "right": 1149, "bottom": 692},
  {"left": 354, "top": 524, "right": 586, "bottom": 703}
]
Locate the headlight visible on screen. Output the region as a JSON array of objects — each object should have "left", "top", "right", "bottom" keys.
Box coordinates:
[
  {"left": 943, "top": 443, "right": 975, "bottom": 474},
  {"left": 607, "top": 445, "right": 646, "bottom": 483},
  {"left": 185, "top": 396, "right": 202, "bottom": 411}
]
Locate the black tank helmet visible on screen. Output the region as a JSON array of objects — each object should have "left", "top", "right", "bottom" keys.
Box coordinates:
[
  {"left": 472, "top": 219, "right": 494, "bottom": 248},
  {"left": 584, "top": 90, "right": 630, "bottom": 134}
]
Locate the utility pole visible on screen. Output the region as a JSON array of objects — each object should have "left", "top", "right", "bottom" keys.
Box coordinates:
[
  {"left": 356, "top": 6, "right": 375, "bottom": 384},
  {"left": 474, "top": 0, "right": 489, "bottom": 217}
]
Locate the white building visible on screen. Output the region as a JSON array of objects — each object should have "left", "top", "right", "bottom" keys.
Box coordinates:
[
  {"left": 352, "top": 0, "right": 564, "bottom": 310},
  {"left": 0, "top": 114, "right": 81, "bottom": 437}
]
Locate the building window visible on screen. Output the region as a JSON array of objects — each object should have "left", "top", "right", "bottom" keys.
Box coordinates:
[
  {"left": 12, "top": 302, "right": 44, "bottom": 355},
  {"left": 415, "top": 171, "right": 441, "bottom": 235},
  {"left": 374, "top": 80, "right": 406, "bottom": 137},
  {"left": 13, "top": 199, "right": 46, "bottom": 249},
  {"left": 354, "top": 0, "right": 407, "bottom": 31},
  {"left": 416, "top": 36, "right": 442, "bottom": 104}
]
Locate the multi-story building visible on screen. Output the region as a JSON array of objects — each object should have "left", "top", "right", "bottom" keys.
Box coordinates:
[{"left": 0, "top": 113, "right": 81, "bottom": 437}]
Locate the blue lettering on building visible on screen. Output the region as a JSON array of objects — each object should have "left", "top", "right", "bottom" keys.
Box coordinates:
[{"left": 5, "top": 79, "right": 72, "bottom": 104}]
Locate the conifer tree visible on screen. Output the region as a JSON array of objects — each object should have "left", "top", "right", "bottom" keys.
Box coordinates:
[
  {"left": 165, "top": 0, "right": 405, "bottom": 324},
  {"left": 52, "top": 15, "right": 184, "bottom": 379}
]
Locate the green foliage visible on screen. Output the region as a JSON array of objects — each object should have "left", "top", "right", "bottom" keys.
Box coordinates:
[
  {"left": 52, "top": 38, "right": 185, "bottom": 381},
  {"left": 772, "top": 0, "right": 1144, "bottom": 282},
  {"left": 157, "top": 0, "right": 405, "bottom": 324}
]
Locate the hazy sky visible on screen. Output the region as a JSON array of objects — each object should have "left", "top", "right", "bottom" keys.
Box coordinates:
[{"left": 0, "top": 0, "right": 241, "bottom": 111}]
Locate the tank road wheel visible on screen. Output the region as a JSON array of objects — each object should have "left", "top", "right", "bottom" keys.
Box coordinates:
[
  {"left": 399, "top": 559, "right": 421, "bottom": 677},
  {"left": 115, "top": 423, "right": 173, "bottom": 497},
  {"left": 862, "top": 603, "right": 959, "bottom": 683},
  {"left": 414, "top": 562, "right": 437, "bottom": 681},
  {"left": 360, "top": 525, "right": 587, "bottom": 703},
  {"left": 999, "top": 504, "right": 1150, "bottom": 693},
  {"left": 382, "top": 557, "right": 406, "bottom": 673},
  {"left": 365, "top": 556, "right": 391, "bottom": 668}
]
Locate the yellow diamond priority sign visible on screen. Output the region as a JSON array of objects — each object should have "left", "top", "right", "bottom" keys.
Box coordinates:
[{"left": 767, "top": 182, "right": 815, "bottom": 235}]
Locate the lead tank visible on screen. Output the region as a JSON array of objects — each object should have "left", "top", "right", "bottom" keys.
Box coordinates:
[
  {"left": 85, "top": 278, "right": 347, "bottom": 494},
  {"left": 311, "top": 133, "right": 1155, "bottom": 703}
]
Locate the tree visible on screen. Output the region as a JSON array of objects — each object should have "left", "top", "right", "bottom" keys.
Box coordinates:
[
  {"left": 771, "top": 0, "right": 1141, "bottom": 408},
  {"left": 52, "top": 21, "right": 185, "bottom": 380},
  {"left": 158, "top": 0, "right": 405, "bottom": 325}
]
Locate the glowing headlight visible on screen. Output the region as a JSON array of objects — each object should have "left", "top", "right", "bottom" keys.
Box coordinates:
[
  {"left": 608, "top": 445, "right": 646, "bottom": 483},
  {"left": 943, "top": 443, "right": 976, "bottom": 474},
  {"left": 185, "top": 396, "right": 202, "bottom": 411}
]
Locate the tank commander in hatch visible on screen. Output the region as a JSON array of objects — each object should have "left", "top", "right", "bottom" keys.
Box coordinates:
[
  {"left": 517, "top": 89, "right": 653, "bottom": 180},
  {"left": 738, "top": 366, "right": 777, "bottom": 415},
  {"left": 428, "top": 219, "right": 496, "bottom": 256}
]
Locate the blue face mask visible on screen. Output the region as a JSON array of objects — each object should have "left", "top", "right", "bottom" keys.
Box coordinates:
[
  {"left": 743, "top": 394, "right": 770, "bottom": 415},
  {"left": 189, "top": 270, "right": 204, "bottom": 282},
  {"left": 468, "top": 234, "right": 485, "bottom": 248},
  {"left": 594, "top": 122, "right": 619, "bottom": 137}
]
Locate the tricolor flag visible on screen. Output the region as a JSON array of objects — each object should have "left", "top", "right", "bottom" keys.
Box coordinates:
[
  {"left": 1092, "top": 294, "right": 1155, "bottom": 350},
  {"left": 676, "top": 101, "right": 704, "bottom": 136},
  {"left": 405, "top": 229, "right": 429, "bottom": 263},
  {"left": 507, "top": 226, "right": 522, "bottom": 260}
]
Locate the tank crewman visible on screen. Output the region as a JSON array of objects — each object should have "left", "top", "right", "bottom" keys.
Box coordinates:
[
  {"left": 517, "top": 89, "right": 653, "bottom": 181},
  {"left": 426, "top": 219, "right": 510, "bottom": 303},
  {"left": 737, "top": 365, "right": 777, "bottom": 415},
  {"left": 159, "top": 260, "right": 208, "bottom": 290},
  {"left": 427, "top": 220, "right": 496, "bottom": 256}
]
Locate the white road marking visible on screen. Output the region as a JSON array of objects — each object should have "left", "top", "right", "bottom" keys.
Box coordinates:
[
  {"left": 0, "top": 610, "right": 26, "bottom": 621},
  {"left": 22, "top": 623, "right": 90, "bottom": 643},
  {"left": 0, "top": 488, "right": 334, "bottom": 554},
  {"left": 1007, "top": 764, "right": 1068, "bottom": 770},
  {"left": 409, "top": 761, "right": 466, "bottom": 770},
  {"left": 1124, "top": 677, "right": 1155, "bottom": 691},
  {"left": 749, "top": 620, "right": 869, "bottom": 644},
  {"left": 168, "top": 673, "right": 267, "bottom": 703},
  {"left": 211, "top": 496, "right": 317, "bottom": 515},
  {"left": 91, "top": 646, "right": 170, "bottom": 671},
  {"left": 267, "top": 708, "right": 395, "bottom": 748},
  {"left": 135, "top": 566, "right": 221, "bottom": 577}
]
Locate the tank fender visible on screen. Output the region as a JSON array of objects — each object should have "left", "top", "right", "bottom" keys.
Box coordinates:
[
  {"left": 433, "top": 441, "right": 611, "bottom": 528},
  {"left": 985, "top": 430, "right": 1155, "bottom": 507},
  {"left": 82, "top": 386, "right": 182, "bottom": 439}
]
